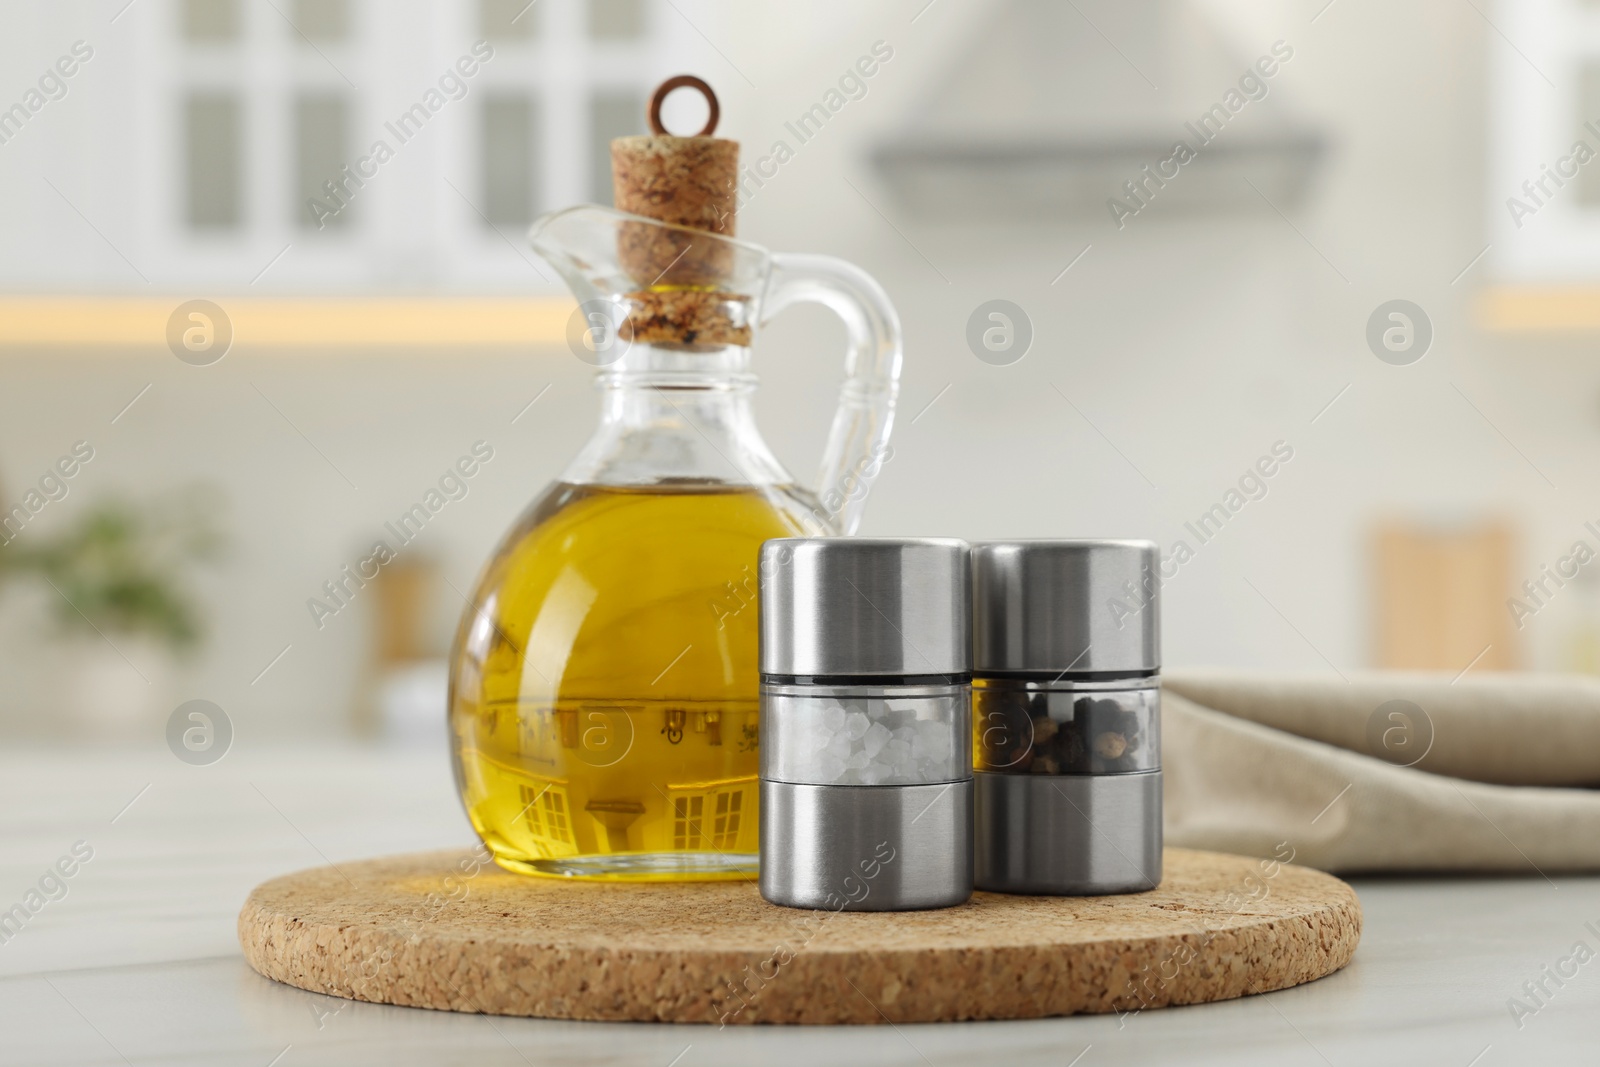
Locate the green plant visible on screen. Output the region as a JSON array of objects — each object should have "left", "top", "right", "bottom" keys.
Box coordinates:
[{"left": 0, "top": 488, "right": 224, "bottom": 653}]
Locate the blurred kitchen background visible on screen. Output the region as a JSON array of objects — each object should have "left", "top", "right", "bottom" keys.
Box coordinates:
[{"left": 0, "top": 0, "right": 1595, "bottom": 747}]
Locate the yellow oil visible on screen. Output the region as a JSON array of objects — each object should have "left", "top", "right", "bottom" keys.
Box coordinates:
[{"left": 448, "top": 481, "right": 824, "bottom": 881}]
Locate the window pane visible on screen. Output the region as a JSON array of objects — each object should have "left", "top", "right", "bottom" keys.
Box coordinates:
[
  {"left": 291, "top": 0, "right": 351, "bottom": 43},
  {"left": 480, "top": 0, "right": 538, "bottom": 40},
  {"left": 181, "top": 0, "right": 241, "bottom": 42},
  {"left": 482, "top": 94, "right": 538, "bottom": 226},
  {"left": 185, "top": 91, "right": 242, "bottom": 228},
  {"left": 588, "top": 0, "right": 645, "bottom": 40},
  {"left": 1580, "top": 63, "right": 1600, "bottom": 207},
  {"left": 296, "top": 93, "right": 351, "bottom": 229},
  {"left": 590, "top": 91, "right": 642, "bottom": 204}
]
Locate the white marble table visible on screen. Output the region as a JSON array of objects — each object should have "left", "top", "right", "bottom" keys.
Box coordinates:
[{"left": 2, "top": 745, "right": 1595, "bottom": 1066}]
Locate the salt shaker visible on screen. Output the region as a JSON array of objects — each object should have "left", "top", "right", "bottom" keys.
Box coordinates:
[
  {"left": 758, "top": 538, "right": 973, "bottom": 911},
  {"left": 971, "top": 540, "right": 1163, "bottom": 895}
]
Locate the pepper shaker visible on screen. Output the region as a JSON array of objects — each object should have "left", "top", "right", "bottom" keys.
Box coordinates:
[
  {"left": 971, "top": 540, "right": 1162, "bottom": 895},
  {"left": 758, "top": 538, "right": 973, "bottom": 911}
]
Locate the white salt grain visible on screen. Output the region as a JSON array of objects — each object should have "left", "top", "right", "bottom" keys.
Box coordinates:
[
  {"left": 826, "top": 732, "right": 852, "bottom": 759},
  {"left": 820, "top": 703, "right": 846, "bottom": 731},
  {"left": 859, "top": 764, "right": 891, "bottom": 785}
]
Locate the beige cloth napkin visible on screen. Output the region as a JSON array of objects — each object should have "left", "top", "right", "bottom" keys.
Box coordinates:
[{"left": 1161, "top": 670, "right": 1600, "bottom": 874}]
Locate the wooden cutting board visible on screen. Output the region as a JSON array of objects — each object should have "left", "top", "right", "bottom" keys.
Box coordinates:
[{"left": 238, "top": 847, "right": 1359, "bottom": 1025}]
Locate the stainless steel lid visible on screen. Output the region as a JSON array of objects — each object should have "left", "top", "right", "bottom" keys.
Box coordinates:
[
  {"left": 759, "top": 538, "right": 970, "bottom": 677},
  {"left": 971, "top": 540, "right": 1160, "bottom": 674}
]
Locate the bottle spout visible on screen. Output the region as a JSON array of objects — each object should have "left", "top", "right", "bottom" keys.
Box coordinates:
[
  {"left": 526, "top": 206, "right": 626, "bottom": 306},
  {"left": 528, "top": 205, "right": 771, "bottom": 350}
]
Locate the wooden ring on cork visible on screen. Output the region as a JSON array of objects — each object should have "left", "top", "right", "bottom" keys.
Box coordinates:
[{"left": 648, "top": 75, "right": 720, "bottom": 137}]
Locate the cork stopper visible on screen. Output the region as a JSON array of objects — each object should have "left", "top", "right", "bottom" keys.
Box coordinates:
[{"left": 611, "top": 76, "right": 748, "bottom": 347}]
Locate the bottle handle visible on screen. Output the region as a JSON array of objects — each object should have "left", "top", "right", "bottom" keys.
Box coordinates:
[{"left": 761, "top": 253, "right": 902, "bottom": 535}]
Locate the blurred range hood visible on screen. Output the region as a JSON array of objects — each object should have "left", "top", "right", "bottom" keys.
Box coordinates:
[{"left": 871, "top": 0, "right": 1325, "bottom": 221}]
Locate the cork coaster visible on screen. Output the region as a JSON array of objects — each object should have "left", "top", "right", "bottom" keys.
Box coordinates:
[{"left": 238, "top": 847, "right": 1359, "bottom": 1025}]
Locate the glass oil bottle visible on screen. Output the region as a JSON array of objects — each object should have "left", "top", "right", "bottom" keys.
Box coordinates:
[{"left": 448, "top": 78, "right": 903, "bottom": 881}]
